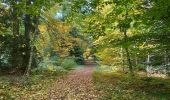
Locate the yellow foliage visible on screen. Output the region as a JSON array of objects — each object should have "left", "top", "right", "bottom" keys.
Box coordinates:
[
  {"left": 53, "top": 22, "right": 71, "bottom": 33},
  {"left": 100, "top": 4, "right": 114, "bottom": 16},
  {"left": 96, "top": 48, "right": 122, "bottom": 65},
  {"left": 38, "top": 25, "right": 47, "bottom": 33},
  {"left": 83, "top": 48, "right": 91, "bottom": 58}
]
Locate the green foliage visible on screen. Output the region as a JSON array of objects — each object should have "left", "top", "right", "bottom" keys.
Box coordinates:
[
  {"left": 106, "top": 88, "right": 151, "bottom": 100},
  {"left": 93, "top": 69, "right": 170, "bottom": 100},
  {"left": 0, "top": 34, "right": 26, "bottom": 69},
  {"left": 33, "top": 57, "right": 67, "bottom": 75},
  {"left": 135, "top": 64, "right": 145, "bottom": 71},
  {"left": 1, "top": 0, "right": 170, "bottom": 99},
  {"left": 70, "top": 46, "right": 84, "bottom": 65},
  {"left": 61, "top": 58, "right": 77, "bottom": 70},
  {"left": 69, "top": 27, "right": 85, "bottom": 65},
  {"left": 31, "top": 66, "right": 66, "bottom": 76}
]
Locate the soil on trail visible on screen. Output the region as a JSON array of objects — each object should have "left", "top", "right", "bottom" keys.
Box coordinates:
[{"left": 48, "top": 64, "right": 102, "bottom": 100}]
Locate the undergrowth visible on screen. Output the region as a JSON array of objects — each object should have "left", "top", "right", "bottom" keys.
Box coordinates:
[
  {"left": 0, "top": 71, "right": 67, "bottom": 99},
  {"left": 93, "top": 67, "right": 170, "bottom": 100}
]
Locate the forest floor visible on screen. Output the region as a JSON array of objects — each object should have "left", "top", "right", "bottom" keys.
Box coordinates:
[
  {"left": 1, "top": 63, "right": 170, "bottom": 100},
  {"left": 0, "top": 61, "right": 103, "bottom": 100},
  {"left": 93, "top": 68, "right": 170, "bottom": 100},
  {"left": 48, "top": 64, "right": 103, "bottom": 100}
]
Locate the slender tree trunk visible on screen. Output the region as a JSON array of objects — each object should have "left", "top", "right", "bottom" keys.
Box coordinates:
[
  {"left": 125, "top": 46, "right": 133, "bottom": 74},
  {"left": 25, "top": 16, "right": 39, "bottom": 76},
  {"left": 25, "top": 46, "right": 33, "bottom": 76},
  {"left": 134, "top": 45, "right": 138, "bottom": 67},
  {"left": 146, "top": 53, "right": 151, "bottom": 76},
  {"left": 124, "top": 25, "right": 133, "bottom": 74},
  {"left": 164, "top": 50, "right": 168, "bottom": 65},
  {"left": 147, "top": 54, "right": 150, "bottom": 67},
  {"left": 123, "top": 28, "right": 133, "bottom": 74},
  {"left": 120, "top": 47, "right": 125, "bottom": 71},
  {"left": 164, "top": 50, "right": 169, "bottom": 72},
  {"left": 24, "top": 0, "right": 32, "bottom": 75},
  {"left": 24, "top": 14, "right": 33, "bottom": 76},
  {"left": 123, "top": 2, "right": 133, "bottom": 75},
  {"left": 135, "top": 54, "right": 138, "bottom": 66},
  {"left": 24, "top": 14, "right": 31, "bottom": 68}
]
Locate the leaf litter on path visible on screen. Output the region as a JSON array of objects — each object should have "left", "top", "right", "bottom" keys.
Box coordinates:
[{"left": 48, "top": 66, "right": 103, "bottom": 100}]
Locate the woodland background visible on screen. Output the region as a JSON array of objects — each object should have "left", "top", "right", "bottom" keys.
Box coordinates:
[{"left": 0, "top": 0, "right": 170, "bottom": 99}]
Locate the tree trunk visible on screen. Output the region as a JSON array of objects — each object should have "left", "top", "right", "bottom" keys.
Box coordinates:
[
  {"left": 123, "top": 3, "right": 133, "bottom": 75},
  {"left": 25, "top": 15, "right": 39, "bottom": 76},
  {"left": 120, "top": 47, "right": 125, "bottom": 71},
  {"left": 25, "top": 46, "right": 33, "bottom": 76},
  {"left": 123, "top": 28, "right": 133, "bottom": 74},
  {"left": 164, "top": 50, "right": 168, "bottom": 65},
  {"left": 146, "top": 53, "right": 151, "bottom": 76},
  {"left": 24, "top": 14, "right": 31, "bottom": 69},
  {"left": 24, "top": 0, "right": 32, "bottom": 74},
  {"left": 147, "top": 54, "right": 150, "bottom": 67},
  {"left": 125, "top": 46, "right": 133, "bottom": 74}
]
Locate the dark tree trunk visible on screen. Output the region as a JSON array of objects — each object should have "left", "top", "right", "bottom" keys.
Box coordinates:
[
  {"left": 24, "top": 0, "right": 32, "bottom": 73},
  {"left": 125, "top": 48, "right": 133, "bottom": 73},
  {"left": 124, "top": 30, "right": 133, "bottom": 74},
  {"left": 25, "top": 16, "right": 40, "bottom": 76}
]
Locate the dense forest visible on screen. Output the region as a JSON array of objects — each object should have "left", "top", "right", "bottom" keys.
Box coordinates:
[{"left": 0, "top": 0, "right": 170, "bottom": 99}]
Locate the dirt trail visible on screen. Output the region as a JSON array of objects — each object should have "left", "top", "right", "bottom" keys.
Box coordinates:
[{"left": 48, "top": 65, "right": 102, "bottom": 100}]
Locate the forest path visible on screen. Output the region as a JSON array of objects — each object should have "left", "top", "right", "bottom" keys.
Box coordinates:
[{"left": 48, "top": 60, "right": 102, "bottom": 100}]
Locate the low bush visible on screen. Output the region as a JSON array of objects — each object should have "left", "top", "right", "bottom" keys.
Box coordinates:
[
  {"left": 61, "top": 58, "right": 77, "bottom": 70},
  {"left": 32, "top": 57, "right": 67, "bottom": 76},
  {"left": 31, "top": 65, "right": 67, "bottom": 76}
]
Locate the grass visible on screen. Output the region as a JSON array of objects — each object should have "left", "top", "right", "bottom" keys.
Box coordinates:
[
  {"left": 0, "top": 72, "right": 66, "bottom": 100},
  {"left": 93, "top": 67, "right": 170, "bottom": 100}
]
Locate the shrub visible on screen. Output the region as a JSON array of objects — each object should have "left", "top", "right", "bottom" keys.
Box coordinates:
[
  {"left": 136, "top": 64, "right": 146, "bottom": 71},
  {"left": 31, "top": 65, "right": 66, "bottom": 76},
  {"left": 32, "top": 57, "right": 66, "bottom": 75},
  {"left": 75, "top": 56, "right": 84, "bottom": 65},
  {"left": 61, "top": 58, "right": 77, "bottom": 70}
]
